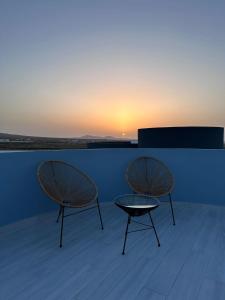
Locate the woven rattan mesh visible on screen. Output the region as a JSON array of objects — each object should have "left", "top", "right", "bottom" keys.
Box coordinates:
[
  {"left": 126, "top": 156, "right": 174, "bottom": 197},
  {"left": 37, "top": 161, "right": 98, "bottom": 208}
]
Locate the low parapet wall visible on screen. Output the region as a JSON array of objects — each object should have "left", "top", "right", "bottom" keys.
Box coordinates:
[{"left": 1, "top": 148, "right": 225, "bottom": 226}]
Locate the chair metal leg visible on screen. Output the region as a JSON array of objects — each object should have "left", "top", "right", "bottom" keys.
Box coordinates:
[
  {"left": 169, "top": 193, "right": 176, "bottom": 225},
  {"left": 56, "top": 205, "right": 62, "bottom": 223},
  {"left": 122, "top": 215, "right": 131, "bottom": 255},
  {"left": 148, "top": 212, "right": 160, "bottom": 247},
  {"left": 59, "top": 206, "right": 65, "bottom": 248},
  {"left": 96, "top": 199, "right": 104, "bottom": 230}
]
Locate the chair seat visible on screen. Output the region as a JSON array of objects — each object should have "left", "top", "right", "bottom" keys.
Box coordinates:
[
  {"left": 37, "top": 160, "right": 104, "bottom": 247},
  {"left": 125, "top": 156, "right": 176, "bottom": 225}
]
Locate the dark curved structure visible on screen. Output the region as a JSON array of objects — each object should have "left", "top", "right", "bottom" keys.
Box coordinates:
[
  {"left": 87, "top": 141, "right": 137, "bottom": 149},
  {"left": 138, "top": 127, "right": 224, "bottom": 149}
]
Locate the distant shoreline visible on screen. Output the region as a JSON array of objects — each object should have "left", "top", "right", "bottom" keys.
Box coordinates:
[{"left": 0, "top": 132, "right": 136, "bottom": 150}]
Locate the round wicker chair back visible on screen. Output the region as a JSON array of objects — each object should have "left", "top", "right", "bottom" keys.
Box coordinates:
[
  {"left": 126, "top": 156, "right": 174, "bottom": 197},
  {"left": 37, "top": 160, "right": 98, "bottom": 208}
]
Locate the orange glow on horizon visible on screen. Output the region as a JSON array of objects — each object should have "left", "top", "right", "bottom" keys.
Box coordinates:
[{"left": 43, "top": 83, "right": 204, "bottom": 138}]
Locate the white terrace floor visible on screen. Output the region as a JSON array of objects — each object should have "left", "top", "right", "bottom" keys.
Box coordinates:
[{"left": 1, "top": 201, "right": 225, "bottom": 300}]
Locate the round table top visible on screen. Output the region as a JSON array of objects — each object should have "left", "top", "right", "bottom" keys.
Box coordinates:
[{"left": 114, "top": 194, "right": 160, "bottom": 216}]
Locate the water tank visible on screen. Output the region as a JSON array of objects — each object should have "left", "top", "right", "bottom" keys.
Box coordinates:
[{"left": 138, "top": 127, "right": 224, "bottom": 149}]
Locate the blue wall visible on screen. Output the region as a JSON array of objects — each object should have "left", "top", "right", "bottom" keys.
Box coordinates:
[{"left": 1, "top": 148, "right": 225, "bottom": 226}]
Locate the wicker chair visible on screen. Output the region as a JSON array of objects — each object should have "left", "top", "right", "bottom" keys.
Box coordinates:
[
  {"left": 126, "top": 156, "right": 175, "bottom": 225},
  {"left": 37, "top": 160, "right": 104, "bottom": 247}
]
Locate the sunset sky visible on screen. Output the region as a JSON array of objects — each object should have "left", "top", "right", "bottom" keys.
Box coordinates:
[{"left": 1, "top": 0, "right": 225, "bottom": 138}]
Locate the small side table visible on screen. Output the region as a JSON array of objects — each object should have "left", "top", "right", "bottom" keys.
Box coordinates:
[{"left": 115, "top": 194, "right": 161, "bottom": 255}]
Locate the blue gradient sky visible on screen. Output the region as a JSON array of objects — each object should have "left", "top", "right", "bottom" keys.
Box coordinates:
[{"left": 1, "top": 0, "right": 225, "bottom": 138}]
